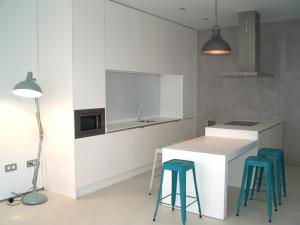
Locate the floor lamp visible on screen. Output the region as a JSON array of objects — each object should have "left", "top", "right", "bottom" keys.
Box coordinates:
[{"left": 12, "top": 71, "right": 48, "bottom": 205}]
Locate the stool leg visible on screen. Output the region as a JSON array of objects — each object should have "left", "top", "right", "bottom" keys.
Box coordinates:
[
  {"left": 266, "top": 169, "right": 272, "bottom": 222},
  {"left": 149, "top": 151, "right": 159, "bottom": 195},
  {"left": 236, "top": 163, "right": 248, "bottom": 216},
  {"left": 192, "top": 167, "right": 202, "bottom": 218},
  {"left": 153, "top": 169, "right": 165, "bottom": 222},
  {"left": 281, "top": 154, "right": 287, "bottom": 197},
  {"left": 275, "top": 159, "right": 282, "bottom": 205},
  {"left": 271, "top": 166, "right": 278, "bottom": 211},
  {"left": 257, "top": 167, "right": 264, "bottom": 192},
  {"left": 244, "top": 165, "right": 253, "bottom": 206},
  {"left": 179, "top": 171, "right": 187, "bottom": 225},
  {"left": 171, "top": 171, "right": 178, "bottom": 211},
  {"left": 251, "top": 166, "right": 259, "bottom": 200}
]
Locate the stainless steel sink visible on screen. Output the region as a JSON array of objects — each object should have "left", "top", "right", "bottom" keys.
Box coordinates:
[{"left": 138, "top": 119, "right": 156, "bottom": 123}]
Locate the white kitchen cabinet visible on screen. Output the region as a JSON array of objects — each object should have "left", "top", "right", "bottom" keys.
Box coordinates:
[
  {"left": 105, "top": 0, "right": 197, "bottom": 118},
  {"left": 181, "top": 28, "right": 197, "bottom": 118},
  {"left": 73, "top": 0, "right": 105, "bottom": 109},
  {"left": 106, "top": 130, "right": 134, "bottom": 178},
  {"left": 105, "top": 1, "right": 131, "bottom": 71},
  {"left": 106, "top": 119, "right": 196, "bottom": 179},
  {"left": 75, "top": 135, "right": 109, "bottom": 189},
  {"left": 166, "top": 23, "right": 183, "bottom": 74},
  {"left": 105, "top": 0, "right": 196, "bottom": 77},
  {"left": 39, "top": 0, "right": 197, "bottom": 199}
]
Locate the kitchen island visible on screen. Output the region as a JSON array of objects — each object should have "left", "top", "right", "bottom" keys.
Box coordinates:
[
  {"left": 205, "top": 119, "right": 283, "bottom": 150},
  {"left": 161, "top": 119, "right": 283, "bottom": 220}
]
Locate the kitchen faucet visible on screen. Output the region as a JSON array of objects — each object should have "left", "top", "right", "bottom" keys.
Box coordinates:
[{"left": 137, "top": 105, "right": 144, "bottom": 121}]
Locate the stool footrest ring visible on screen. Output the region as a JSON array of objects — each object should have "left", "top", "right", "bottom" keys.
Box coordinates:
[{"left": 160, "top": 193, "right": 199, "bottom": 209}]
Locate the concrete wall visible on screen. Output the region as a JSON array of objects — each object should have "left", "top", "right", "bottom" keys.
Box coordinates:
[{"left": 197, "top": 19, "right": 300, "bottom": 165}]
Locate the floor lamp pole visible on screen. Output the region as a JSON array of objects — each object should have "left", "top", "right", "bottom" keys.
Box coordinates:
[{"left": 22, "top": 98, "right": 48, "bottom": 205}]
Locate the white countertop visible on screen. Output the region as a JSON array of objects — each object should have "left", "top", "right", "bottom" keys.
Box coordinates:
[
  {"left": 208, "top": 119, "right": 282, "bottom": 133},
  {"left": 106, "top": 116, "right": 181, "bottom": 133},
  {"left": 164, "top": 136, "right": 257, "bottom": 161}
]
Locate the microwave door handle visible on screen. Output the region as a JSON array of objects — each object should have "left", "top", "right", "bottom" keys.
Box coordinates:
[{"left": 97, "top": 115, "right": 101, "bottom": 129}]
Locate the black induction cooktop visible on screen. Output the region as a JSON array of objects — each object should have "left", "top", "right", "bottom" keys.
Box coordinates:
[{"left": 224, "top": 121, "right": 259, "bottom": 126}]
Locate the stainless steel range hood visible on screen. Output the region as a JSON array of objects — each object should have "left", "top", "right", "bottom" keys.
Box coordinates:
[{"left": 221, "top": 11, "right": 273, "bottom": 77}]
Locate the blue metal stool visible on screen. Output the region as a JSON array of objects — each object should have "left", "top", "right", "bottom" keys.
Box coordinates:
[
  {"left": 236, "top": 156, "right": 277, "bottom": 223},
  {"left": 153, "top": 159, "right": 202, "bottom": 225},
  {"left": 251, "top": 148, "right": 286, "bottom": 205}
]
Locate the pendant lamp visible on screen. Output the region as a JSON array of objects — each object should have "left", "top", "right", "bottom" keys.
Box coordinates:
[{"left": 202, "top": 0, "right": 231, "bottom": 55}]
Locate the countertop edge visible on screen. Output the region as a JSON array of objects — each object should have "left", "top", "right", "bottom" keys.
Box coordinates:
[{"left": 106, "top": 118, "right": 182, "bottom": 133}]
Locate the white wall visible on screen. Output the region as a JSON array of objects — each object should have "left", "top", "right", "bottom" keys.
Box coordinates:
[
  {"left": 0, "top": 0, "right": 43, "bottom": 200},
  {"left": 38, "top": 0, "right": 77, "bottom": 199}
]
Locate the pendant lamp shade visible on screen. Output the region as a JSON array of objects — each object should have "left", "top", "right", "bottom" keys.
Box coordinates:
[
  {"left": 13, "top": 72, "right": 42, "bottom": 98},
  {"left": 202, "top": 26, "right": 231, "bottom": 54},
  {"left": 201, "top": 0, "right": 231, "bottom": 55}
]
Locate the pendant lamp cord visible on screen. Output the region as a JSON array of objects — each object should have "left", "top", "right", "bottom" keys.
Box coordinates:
[{"left": 215, "top": 0, "right": 218, "bottom": 26}]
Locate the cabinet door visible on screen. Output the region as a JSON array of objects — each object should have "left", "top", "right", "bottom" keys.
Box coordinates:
[
  {"left": 105, "top": 1, "right": 130, "bottom": 71},
  {"left": 73, "top": 0, "right": 105, "bottom": 109},
  {"left": 75, "top": 135, "right": 109, "bottom": 189},
  {"left": 107, "top": 131, "right": 129, "bottom": 177},
  {"left": 181, "top": 28, "right": 197, "bottom": 118},
  {"left": 155, "top": 19, "right": 170, "bottom": 74},
  {"left": 167, "top": 23, "right": 182, "bottom": 74}
]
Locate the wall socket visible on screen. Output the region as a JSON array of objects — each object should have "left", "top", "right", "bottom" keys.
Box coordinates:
[
  {"left": 27, "top": 159, "right": 37, "bottom": 167},
  {"left": 5, "top": 163, "right": 17, "bottom": 172}
]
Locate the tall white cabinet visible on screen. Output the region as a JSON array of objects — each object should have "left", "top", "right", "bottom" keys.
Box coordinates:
[
  {"left": 39, "top": 0, "right": 106, "bottom": 199},
  {"left": 39, "top": 0, "right": 197, "bottom": 199}
]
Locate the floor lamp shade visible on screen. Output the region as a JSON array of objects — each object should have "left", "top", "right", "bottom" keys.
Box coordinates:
[{"left": 13, "top": 72, "right": 42, "bottom": 98}]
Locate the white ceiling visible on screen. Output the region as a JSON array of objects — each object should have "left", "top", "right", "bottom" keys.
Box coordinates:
[{"left": 112, "top": 0, "right": 300, "bottom": 29}]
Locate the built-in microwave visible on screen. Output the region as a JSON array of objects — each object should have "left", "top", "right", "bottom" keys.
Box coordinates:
[{"left": 74, "top": 108, "right": 105, "bottom": 139}]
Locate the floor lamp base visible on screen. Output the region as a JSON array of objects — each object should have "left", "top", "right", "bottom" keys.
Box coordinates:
[{"left": 22, "top": 191, "right": 48, "bottom": 205}]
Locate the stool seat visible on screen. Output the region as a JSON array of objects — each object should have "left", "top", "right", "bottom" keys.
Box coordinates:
[
  {"left": 259, "top": 148, "right": 284, "bottom": 156},
  {"left": 163, "top": 159, "right": 195, "bottom": 171},
  {"left": 246, "top": 156, "right": 274, "bottom": 167}
]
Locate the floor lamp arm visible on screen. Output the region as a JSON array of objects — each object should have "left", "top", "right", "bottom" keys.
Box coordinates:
[{"left": 32, "top": 98, "right": 43, "bottom": 191}]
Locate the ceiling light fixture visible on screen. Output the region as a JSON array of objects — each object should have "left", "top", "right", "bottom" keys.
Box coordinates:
[
  {"left": 201, "top": 0, "right": 231, "bottom": 55},
  {"left": 179, "top": 7, "right": 188, "bottom": 13}
]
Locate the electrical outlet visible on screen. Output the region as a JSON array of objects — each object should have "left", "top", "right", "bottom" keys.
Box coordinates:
[
  {"left": 27, "top": 159, "right": 37, "bottom": 167},
  {"left": 5, "top": 163, "right": 17, "bottom": 172}
]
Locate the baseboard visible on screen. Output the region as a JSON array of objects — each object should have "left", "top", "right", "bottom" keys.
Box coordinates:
[{"left": 76, "top": 164, "right": 153, "bottom": 197}]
